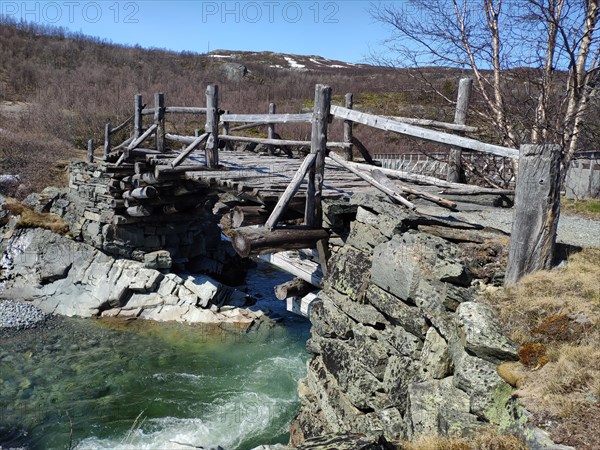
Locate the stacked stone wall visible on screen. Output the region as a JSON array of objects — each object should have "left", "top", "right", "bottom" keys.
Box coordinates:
[{"left": 292, "top": 193, "right": 522, "bottom": 444}]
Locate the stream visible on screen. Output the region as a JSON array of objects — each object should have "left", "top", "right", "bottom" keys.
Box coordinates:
[{"left": 0, "top": 261, "right": 310, "bottom": 450}]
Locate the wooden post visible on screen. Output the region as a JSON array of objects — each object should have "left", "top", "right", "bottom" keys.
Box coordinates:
[
  {"left": 505, "top": 144, "right": 561, "bottom": 286},
  {"left": 343, "top": 93, "right": 353, "bottom": 161},
  {"left": 205, "top": 84, "right": 219, "bottom": 168},
  {"left": 221, "top": 110, "right": 233, "bottom": 151},
  {"left": 447, "top": 77, "right": 472, "bottom": 183},
  {"left": 134, "top": 94, "right": 143, "bottom": 139},
  {"left": 304, "top": 84, "right": 332, "bottom": 228},
  {"left": 268, "top": 102, "right": 276, "bottom": 155},
  {"left": 87, "top": 139, "right": 94, "bottom": 163},
  {"left": 104, "top": 123, "right": 111, "bottom": 157},
  {"left": 154, "top": 93, "right": 165, "bottom": 153}
]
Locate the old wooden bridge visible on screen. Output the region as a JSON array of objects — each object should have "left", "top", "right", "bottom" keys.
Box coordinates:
[{"left": 88, "top": 82, "right": 559, "bottom": 311}]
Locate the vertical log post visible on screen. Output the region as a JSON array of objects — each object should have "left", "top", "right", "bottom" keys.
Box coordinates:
[
  {"left": 134, "top": 94, "right": 143, "bottom": 139},
  {"left": 205, "top": 84, "right": 219, "bottom": 168},
  {"left": 343, "top": 93, "right": 353, "bottom": 161},
  {"left": 154, "top": 93, "right": 165, "bottom": 153},
  {"left": 268, "top": 102, "right": 276, "bottom": 155},
  {"left": 222, "top": 109, "right": 233, "bottom": 150},
  {"left": 104, "top": 123, "right": 111, "bottom": 157},
  {"left": 505, "top": 144, "right": 561, "bottom": 286},
  {"left": 447, "top": 77, "right": 473, "bottom": 183},
  {"left": 87, "top": 139, "right": 94, "bottom": 163},
  {"left": 304, "top": 84, "right": 332, "bottom": 227}
]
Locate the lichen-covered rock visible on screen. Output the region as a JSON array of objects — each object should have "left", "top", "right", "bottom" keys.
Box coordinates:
[
  {"left": 366, "top": 285, "right": 427, "bottom": 339},
  {"left": 452, "top": 351, "right": 513, "bottom": 421},
  {"left": 406, "top": 377, "right": 477, "bottom": 438},
  {"left": 456, "top": 302, "right": 519, "bottom": 363},
  {"left": 419, "top": 327, "right": 453, "bottom": 380},
  {"left": 326, "top": 246, "right": 371, "bottom": 298}
]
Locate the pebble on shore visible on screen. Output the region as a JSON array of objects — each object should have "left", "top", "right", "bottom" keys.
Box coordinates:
[{"left": 0, "top": 300, "right": 47, "bottom": 330}]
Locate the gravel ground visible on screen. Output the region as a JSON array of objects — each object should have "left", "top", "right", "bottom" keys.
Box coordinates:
[
  {"left": 418, "top": 199, "right": 600, "bottom": 249},
  {"left": 0, "top": 300, "right": 47, "bottom": 330}
]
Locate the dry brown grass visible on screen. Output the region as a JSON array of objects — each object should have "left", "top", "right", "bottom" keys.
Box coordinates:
[
  {"left": 485, "top": 248, "right": 600, "bottom": 448},
  {"left": 402, "top": 428, "right": 527, "bottom": 450},
  {"left": 2, "top": 201, "right": 69, "bottom": 234}
]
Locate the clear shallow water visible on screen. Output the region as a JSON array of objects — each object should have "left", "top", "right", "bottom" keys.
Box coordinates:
[{"left": 0, "top": 262, "right": 310, "bottom": 450}]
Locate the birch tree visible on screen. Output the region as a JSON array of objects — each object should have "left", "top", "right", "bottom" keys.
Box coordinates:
[{"left": 370, "top": 0, "right": 599, "bottom": 170}]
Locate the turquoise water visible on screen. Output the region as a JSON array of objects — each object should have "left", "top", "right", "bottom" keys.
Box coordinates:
[{"left": 0, "top": 263, "right": 310, "bottom": 450}]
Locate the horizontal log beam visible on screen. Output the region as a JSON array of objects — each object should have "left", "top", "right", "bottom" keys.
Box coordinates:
[
  {"left": 218, "top": 134, "right": 351, "bottom": 149},
  {"left": 221, "top": 113, "right": 312, "bottom": 123},
  {"left": 330, "top": 105, "right": 519, "bottom": 159},
  {"left": 274, "top": 277, "right": 315, "bottom": 300},
  {"left": 385, "top": 116, "right": 478, "bottom": 133},
  {"left": 232, "top": 226, "right": 329, "bottom": 258},
  {"left": 165, "top": 107, "right": 207, "bottom": 114}
]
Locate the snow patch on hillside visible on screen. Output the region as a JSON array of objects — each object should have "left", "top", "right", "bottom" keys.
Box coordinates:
[{"left": 284, "top": 56, "right": 306, "bottom": 69}]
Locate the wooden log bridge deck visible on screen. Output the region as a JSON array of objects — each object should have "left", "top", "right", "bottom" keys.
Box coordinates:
[
  {"left": 157, "top": 150, "right": 374, "bottom": 203},
  {"left": 89, "top": 82, "right": 562, "bottom": 315}
]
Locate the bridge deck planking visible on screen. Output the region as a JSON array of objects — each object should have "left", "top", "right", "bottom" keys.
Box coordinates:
[{"left": 178, "top": 150, "right": 374, "bottom": 203}]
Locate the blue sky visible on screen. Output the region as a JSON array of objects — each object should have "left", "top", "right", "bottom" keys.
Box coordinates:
[{"left": 1, "top": 1, "right": 390, "bottom": 62}]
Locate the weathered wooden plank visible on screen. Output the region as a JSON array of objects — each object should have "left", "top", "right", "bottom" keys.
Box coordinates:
[
  {"left": 127, "top": 124, "right": 158, "bottom": 150},
  {"left": 371, "top": 169, "right": 457, "bottom": 209},
  {"left": 164, "top": 106, "right": 207, "bottom": 114},
  {"left": 335, "top": 159, "right": 512, "bottom": 194},
  {"left": 259, "top": 251, "right": 323, "bottom": 287},
  {"left": 386, "top": 116, "right": 478, "bottom": 133},
  {"left": 330, "top": 105, "right": 519, "bottom": 158},
  {"left": 265, "top": 154, "right": 317, "bottom": 230},
  {"left": 505, "top": 144, "right": 561, "bottom": 286},
  {"left": 165, "top": 133, "right": 197, "bottom": 145},
  {"left": 170, "top": 133, "right": 209, "bottom": 168},
  {"left": 221, "top": 113, "right": 313, "bottom": 123},
  {"left": 328, "top": 152, "right": 415, "bottom": 209}
]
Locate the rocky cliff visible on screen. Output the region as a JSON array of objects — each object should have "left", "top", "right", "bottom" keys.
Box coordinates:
[{"left": 290, "top": 193, "right": 525, "bottom": 445}]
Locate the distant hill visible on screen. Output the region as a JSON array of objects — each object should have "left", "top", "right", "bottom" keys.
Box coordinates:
[{"left": 0, "top": 17, "right": 463, "bottom": 197}]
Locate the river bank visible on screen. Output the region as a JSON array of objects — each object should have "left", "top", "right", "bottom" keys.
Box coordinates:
[{"left": 0, "top": 262, "right": 310, "bottom": 450}]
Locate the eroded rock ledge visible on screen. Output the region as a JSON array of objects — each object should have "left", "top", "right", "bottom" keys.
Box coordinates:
[
  {"left": 0, "top": 227, "right": 264, "bottom": 329},
  {"left": 290, "top": 193, "right": 527, "bottom": 445}
]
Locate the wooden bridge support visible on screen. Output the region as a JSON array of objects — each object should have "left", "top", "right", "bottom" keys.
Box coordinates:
[
  {"left": 447, "top": 77, "right": 473, "bottom": 183},
  {"left": 505, "top": 144, "right": 561, "bottom": 286},
  {"left": 205, "top": 84, "right": 219, "bottom": 168},
  {"left": 305, "top": 84, "right": 332, "bottom": 227},
  {"left": 104, "top": 123, "right": 111, "bottom": 157},
  {"left": 154, "top": 93, "right": 165, "bottom": 153},
  {"left": 134, "top": 94, "right": 143, "bottom": 139},
  {"left": 343, "top": 93, "right": 353, "bottom": 161},
  {"left": 87, "top": 139, "right": 94, "bottom": 163}
]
